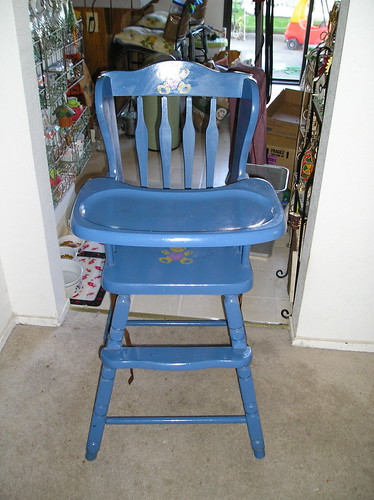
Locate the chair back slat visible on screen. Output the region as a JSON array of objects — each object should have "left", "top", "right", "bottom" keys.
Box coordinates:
[
  {"left": 182, "top": 96, "right": 195, "bottom": 188},
  {"left": 228, "top": 78, "right": 260, "bottom": 183},
  {"left": 205, "top": 97, "right": 218, "bottom": 188},
  {"left": 135, "top": 96, "right": 148, "bottom": 187},
  {"left": 96, "top": 76, "right": 124, "bottom": 181},
  {"left": 159, "top": 96, "right": 172, "bottom": 188}
]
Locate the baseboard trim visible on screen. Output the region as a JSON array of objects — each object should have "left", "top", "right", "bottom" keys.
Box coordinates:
[
  {"left": 0, "top": 299, "right": 70, "bottom": 353},
  {"left": 0, "top": 316, "right": 17, "bottom": 352},
  {"left": 15, "top": 300, "right": 70, "bottom": 328},
  {"left": 289, "top": 314, "right": 373, "bottom": 352},
  {"left": 292, "top": 337, "right": 374, "bottom": 353},
  {"left": 15, "top": 316, "right": 62, "bottom": 327}
]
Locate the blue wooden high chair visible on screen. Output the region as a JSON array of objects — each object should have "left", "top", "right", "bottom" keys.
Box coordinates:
[{"left": 72, "top": 61, "right": 285, "bottom": 461}]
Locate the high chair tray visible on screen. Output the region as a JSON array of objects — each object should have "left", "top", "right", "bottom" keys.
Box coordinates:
[{"left": 72, "top": 177, "right": 285, "bottom": 247}]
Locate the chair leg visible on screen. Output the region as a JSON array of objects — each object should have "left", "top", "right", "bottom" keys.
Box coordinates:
[
  {"left": 236, "top": 365, "right": 265, "bottom": 458},
  {"left": 85, "top": 365, "right": 117, "bottom": 461},
  {"left": 223, "top": 295, "right": 265, "bottom": 459},
  {"left": 86, "top": 295, "right": 131, "bottom": 461}
]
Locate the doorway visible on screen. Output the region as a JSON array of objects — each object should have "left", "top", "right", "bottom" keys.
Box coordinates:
[{"left": 225, "top": 0, "right": 333, "bottom": 91}]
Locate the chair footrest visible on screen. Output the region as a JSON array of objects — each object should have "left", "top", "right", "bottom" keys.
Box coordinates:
[
  {"left": 101, "top": 346, "right": 252, "bottom": 371},
  {"left": 106, "top": 415, "right": 247, "bottom": 425}
]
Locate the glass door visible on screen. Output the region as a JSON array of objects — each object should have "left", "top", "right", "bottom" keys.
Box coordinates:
[{"left": 227, "top": 0, "right": 333, "bottom": 87}]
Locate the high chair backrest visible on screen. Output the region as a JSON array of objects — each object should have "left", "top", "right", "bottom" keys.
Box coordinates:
[{"left": 95, "top": 60, "right": 259, "bottom": 188}]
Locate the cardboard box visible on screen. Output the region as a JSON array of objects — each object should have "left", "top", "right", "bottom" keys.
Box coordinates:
[
  {"left": 265, "top": 89, "right": 303, "bottom": 188},
  {"left": 266, "top": 134, "right": 297, "bottom": 188},
  {"left": 266, "top": 134, "right": 296, "bottom": 169},
  {"left": 267, "top": 88, "right": 303, "bottom": 140}
]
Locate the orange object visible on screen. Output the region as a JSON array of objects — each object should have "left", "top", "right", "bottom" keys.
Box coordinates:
[
  {"left": 285, "top": 0, "right": 327, "bottom": 49},
  {"left": 58, "top": 116, "right": 73, "bottom": 128},
  {"left": 301, "top": 149, "right": 315, "bottom": 181}
]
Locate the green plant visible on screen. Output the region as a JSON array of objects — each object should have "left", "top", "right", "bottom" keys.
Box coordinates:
[{"left": 55, "top": 105, "right": 75, "bottom": 118}]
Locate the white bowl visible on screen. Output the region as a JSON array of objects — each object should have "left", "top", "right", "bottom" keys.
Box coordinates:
[
  {"left": 59, "top": 234, "right": 83, "bottom": 252},
  {"left": 59, "top": 246, "right": 77, "bottom": 260},
  {"left": 62, "top": 259, "right": 83, "bottom": 298}
]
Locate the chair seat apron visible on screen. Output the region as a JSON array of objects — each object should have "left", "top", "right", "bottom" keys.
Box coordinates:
[{"left": 102, "top": 245, "right": 253, "bottom": 295}]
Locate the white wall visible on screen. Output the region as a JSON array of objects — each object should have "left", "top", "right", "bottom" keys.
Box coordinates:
[
  {"left": 0, "top": 0, "right": 68, "bottom": 347},
  {"left": 292, "top": 0, "right": 374, "bottom": 351},
  {"left": 0, "top": 260, "right": 13, "bottom": 351}
]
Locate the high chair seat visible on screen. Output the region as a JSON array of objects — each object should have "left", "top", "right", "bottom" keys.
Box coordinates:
[
  {"left": 71, "top": 60, "right": 285, "bottom": 462},
  {"left": 73, "top": 175, "right": 284, "bottom": 294}
]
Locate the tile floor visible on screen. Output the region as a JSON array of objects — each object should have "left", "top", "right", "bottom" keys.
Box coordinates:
[{"left": 74, "top": 118, "right": 291, "bottom": 325}]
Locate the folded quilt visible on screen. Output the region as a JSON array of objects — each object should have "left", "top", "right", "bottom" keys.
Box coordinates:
[
  {"left": 136, "top": 11, "right": 168, "bottom": 29},
  {"left": 114, "top": 26, "right": 175, "bottom": 53}
]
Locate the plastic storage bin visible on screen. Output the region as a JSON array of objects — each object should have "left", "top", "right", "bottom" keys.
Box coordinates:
[{"left": 246, "top": 164, "right": 289, "bottom": 257}]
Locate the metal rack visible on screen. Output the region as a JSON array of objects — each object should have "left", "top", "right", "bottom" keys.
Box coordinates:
[
  {"left": 30, "top": 1, "right": 91, "bottom": 207},
  {"left": 283, "top": 1, "right": 340, "bottom": 311}
]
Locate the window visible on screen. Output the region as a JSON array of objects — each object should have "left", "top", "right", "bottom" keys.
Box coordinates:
[{"left": 227, "top": 0, "right": 333, "bottom": 85}]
